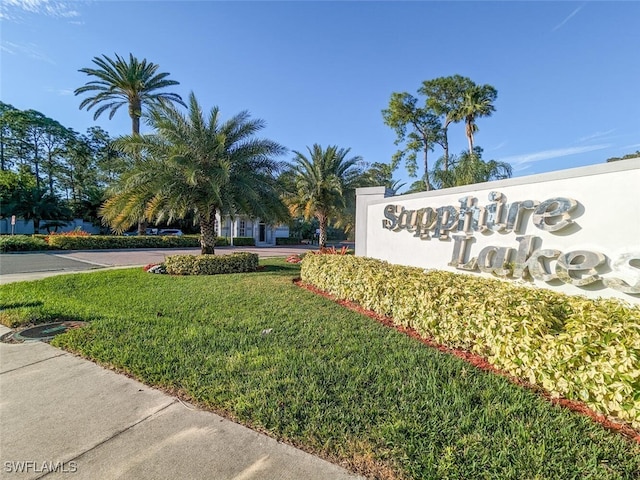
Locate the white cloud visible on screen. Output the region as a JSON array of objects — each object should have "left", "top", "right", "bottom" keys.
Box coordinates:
[
  {"left": 621, "top": 143, "right": 640, "bottom": 150},
  {"left": 0, "top": 40, "right": 55, "bottom": 64},
  {"left": 578, "top": 129, "right": 616, "bottom": 143},
  {"left": 0, "top": 0, "right": 81, "bottom": 20},
  {"left": 45, "top": 87, "right": 74, "bottom": 96},
  {"left": 499, "top": 144, "right": 610, "bottom": 167},
  {"left": 552, "top": 4, "right": 584, "bottom": 32},
  {"left": 489, "top": 140, "right": 508, "bottom": 151}
]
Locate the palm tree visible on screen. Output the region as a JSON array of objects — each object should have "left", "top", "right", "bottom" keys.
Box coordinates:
[
  {"left": 15, "top": 186, "right": 71, "bottom": 233},
  {"left": 361, "top": 161, "right": 405, "bottom": 194},
  {"left": 75, "top": 53, "right": 185, "bottom": 135},
  {"left": 101, "top": 92, "right": 288, "bottom": 254},
  {"left": 456, "top": 84, "right": 497, "bottom": 154},
  {"left": 286, "top": 144, "right": 361, "bottom": 248},
  {"left": 75, "top": 53, "right": 185, "bottom": 234}
]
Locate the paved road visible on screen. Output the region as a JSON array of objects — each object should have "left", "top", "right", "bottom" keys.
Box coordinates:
[
  {"left": 0, "top": 246, "right": 316, "bottom": 284},
  {"left": 0, "top": 252, "right": 99, "bottom": 275}
]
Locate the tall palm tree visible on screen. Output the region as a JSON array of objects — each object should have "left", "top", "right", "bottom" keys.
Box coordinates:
[
  {"left": 286, "top": 144, "right": 361, "bottom": 248},
  {"left": 76, "top": 53, "right": 185, "bottom": 234},
  {"left": 101, "top": 92, "right": 288, "bottom": 254},
  {"left": 456, "top": 84, "right": 497, "bottom": 154},
  {"left": 75, "top": 53, "right": 185, "bottom": 135}
]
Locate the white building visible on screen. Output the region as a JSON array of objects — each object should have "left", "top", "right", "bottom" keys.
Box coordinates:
[{"left": 216, "top": 214, "right": 289, "bottom": 246}]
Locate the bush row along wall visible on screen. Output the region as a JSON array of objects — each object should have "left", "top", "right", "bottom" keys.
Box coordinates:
[
  {"left": 0, "top": 235, "right": 236, "bottom": 252},
  {"left": 300, "top": 254, "right": 640, "bottom": 429},
  {"left": 275, "top": 237, "right": 302, "bottom": 245}
]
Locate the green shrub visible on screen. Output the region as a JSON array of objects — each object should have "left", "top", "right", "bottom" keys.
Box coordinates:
[
  {"left": 165, "top": 252, "right": 259, "bottom": 275},
  {"left": 276, "top": 237, "right": 301, "bottom": 245},
  {"left": 215, "top": 236, "right": 230, "bottom": 247},
  {"left": 46, "top": 235, "right": 201, "bottom": 250},
  {"left": 231, "top": 236, "right": 255, "bottom": 246},
  {"left": 0, "top": 235, "right": 49, "bottom": 252},
  {"left": 301, "top": 254, "right": 640, "bottom": 429}
]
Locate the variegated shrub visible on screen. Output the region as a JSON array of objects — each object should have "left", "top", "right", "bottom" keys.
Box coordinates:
[{"left": 301, "top": 254, "right": 640, "bottom": 428}]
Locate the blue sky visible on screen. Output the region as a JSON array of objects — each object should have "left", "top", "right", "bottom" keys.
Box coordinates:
[{"left": 2, "top": 0, "right": 639, "bottom": 190}]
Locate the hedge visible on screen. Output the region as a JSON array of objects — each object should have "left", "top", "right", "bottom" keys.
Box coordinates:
[
  {"left": 276, "top": 237, "right": 301, "bottom": 245},
  {"left": 46, "top": 235, "right": 201, "bottom": 250},
  {"left": 0, "top": 235, "right": 49, "bottom": 252},
  {"left": 230, "top": 236, "right": 255, "bottom": 247},
  {"left": 214, "top": 236, "right": 230, "bottom": 247},
  {"left": 300, "top": 254, "right": 640, "bottom": 429},
  {"left": 165, "top": 252, "right": 259, "bottom": 275}
]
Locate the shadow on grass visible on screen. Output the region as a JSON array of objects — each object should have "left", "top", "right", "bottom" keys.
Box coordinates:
[
  {"left": 259, "top": 264, "right": 302, "bottom": 275},
  {"left": 0, "top": 301, "right": 45, "bottom": 310},
  {"left": 0, "top": 308, "right": 102, "bottom": 329}
]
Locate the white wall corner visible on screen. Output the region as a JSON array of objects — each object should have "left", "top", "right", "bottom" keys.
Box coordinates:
[{"left": 355, "top": 186, "right": 394, "bottom": 257}]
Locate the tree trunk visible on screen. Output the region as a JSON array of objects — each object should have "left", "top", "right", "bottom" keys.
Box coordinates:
[
  {"left": 130, "top": 98, "right": 142, "bottom": 136},
  {"left": 33, "top": 140, "right": 41, "bottom": 191},
  {"left": 423, "top": 145, "right": 430, "bottom": 191},
  {"left": 47, "top": 153, "right": 55, "bottom": 195},
  {"left": 132, "top": 115, "right": 140, "bottom": 136},
  {"left": 199, "top": 211, "right": 217, "bottom": 255},
  {"left": 443, "top": 126, "right": 449, "bottom": 172},
  {"left": 318, "top": 214, "right": 328, "bottom": 248},
  {"left": 466, "top": 118, "right": 474, "bottom": 154},
  {"left": 137, "top": 219, "right": 147, "bottom": 236},
  {"left": 0, "top": 131, "right": 5, "bottom": 171}
]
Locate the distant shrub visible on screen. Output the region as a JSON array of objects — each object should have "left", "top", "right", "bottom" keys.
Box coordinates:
[
  {"left": 276, "top": 237, "right": 301, "bottom": 246},
  {"left": 165, "top": 252, "right": 259, "bottom": 275},
  {"left": 0, "top": 235, "right": 49, "bottom": 252},
  {"left": 46, "top": 235, "right": 200, "bottom": 250},
  {"left": 231, "top": 237, "right": 255, "bottom": 247},
  {"left": 44, "top": 229, "right": 91, "bottom": 244},
  {"left": 215, "top": 237, "right": 230, "bottom": 247}
]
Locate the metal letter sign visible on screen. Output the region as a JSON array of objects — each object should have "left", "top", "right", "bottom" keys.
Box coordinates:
[{"left": 381, "top": 191, "right": 640, "bottom": 296}]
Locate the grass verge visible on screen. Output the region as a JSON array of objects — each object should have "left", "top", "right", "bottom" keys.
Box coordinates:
[{"left": 1, "top": 259, "right": 638, "bottom": 479}]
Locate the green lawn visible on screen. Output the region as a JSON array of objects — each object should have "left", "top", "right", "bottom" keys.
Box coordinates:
[{"left": 1, "top": 259, "right": 638, "bottom": 479}]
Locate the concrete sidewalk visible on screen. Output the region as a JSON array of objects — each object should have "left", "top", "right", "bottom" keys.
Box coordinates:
[{"left": 0, "top": 324, "right": 363, "bottom": 480}]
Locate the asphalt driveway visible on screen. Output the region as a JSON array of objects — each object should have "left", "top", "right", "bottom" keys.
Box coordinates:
[{"left": 0, "top": 246, "right": 316, "bottom": 284}]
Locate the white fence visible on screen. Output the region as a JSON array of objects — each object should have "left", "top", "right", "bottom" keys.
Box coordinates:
[
  {"left": 0, "top": 218, "right": 102, "bottom": 235},
  {"left": 355, "top": 158, "right": 640, "bottom": 305}
]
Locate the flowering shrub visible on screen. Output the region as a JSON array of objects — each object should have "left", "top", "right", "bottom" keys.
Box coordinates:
[
  {"left": 143, "top": 263, "right": 166, "bottom": 273},
  {"left": 44, "top": 229, "right": 90, "bottom": 244},
  {"left": 286, "top": 254, "right": 304, "bottom": 263}
]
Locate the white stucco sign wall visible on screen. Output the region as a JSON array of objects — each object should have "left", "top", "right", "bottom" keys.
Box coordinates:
[{"left": 355, "top": 159, "right": 640, "bottom": 304}]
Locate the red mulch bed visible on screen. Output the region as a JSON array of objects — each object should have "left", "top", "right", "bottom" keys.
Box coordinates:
[{"left": 294, "top": 279, "right": 640, "bottom": 444}]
